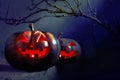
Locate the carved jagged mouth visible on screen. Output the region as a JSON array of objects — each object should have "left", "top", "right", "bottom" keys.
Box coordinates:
[
  {"left": 15, "top": 41, "right": 50, "bottom": 59},
  {"left": 59, "top": 41, "right": 78, "bottom": 59}
]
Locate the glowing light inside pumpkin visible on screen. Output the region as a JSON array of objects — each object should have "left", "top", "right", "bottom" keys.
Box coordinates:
[
  {"left": 59, "top": 41, "right": 78, "bottom": 59},
  {"left": 59, "top": 54, "right": 62, "bottom": 58},
  {"left": 60, "top": 51, "right": 78, "bottom": 59},
  {"left": 15, "top": 31, "right": 50, "bottom": 59},
  {"left": 31, "top": 54, "right": 35, "bottom": 58}
]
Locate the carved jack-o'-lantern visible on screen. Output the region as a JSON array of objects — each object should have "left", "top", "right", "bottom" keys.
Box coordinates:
[
  {"left": 59, "top": 38, "right": 81, "bottom": 63},
  {"left": 5, "top": 24, "right": 60, "bottom": 71}
]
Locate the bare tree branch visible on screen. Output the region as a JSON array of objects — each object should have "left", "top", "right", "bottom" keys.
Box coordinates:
[
  {"left": 87, "top": 0, "right": 96, "bottom": 17},
  {"left": 27, "top": 0, "right": 44, "bottom": 10},
  {"left": 0, "top": 0, "right": 115, "bottom": 35},
  {"left": 0, "top": 0, "right": 101, "bottom": 25}
]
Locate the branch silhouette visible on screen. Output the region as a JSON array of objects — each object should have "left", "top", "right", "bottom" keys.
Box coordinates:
[{"left": 0, "top": 0, "right": 115, "bottom": 35}]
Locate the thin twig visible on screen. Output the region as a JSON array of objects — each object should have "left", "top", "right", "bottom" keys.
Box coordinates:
[{"left": 0, "top": 0, "right": 115, "bottom": 35}]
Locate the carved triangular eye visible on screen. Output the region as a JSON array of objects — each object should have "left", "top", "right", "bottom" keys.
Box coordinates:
[{"left": 69, "top": 41, "right": 76, "bottom": 46}]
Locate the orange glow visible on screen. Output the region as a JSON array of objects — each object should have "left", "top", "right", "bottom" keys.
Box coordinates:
[
  {"left": 69, "top": 41, "right": 76, "bottom": 46},
  {"left": 15, "top": 31, "right": 50, "bottom": 59},
  {"left": 31, "top": 54, "right": 35, "bottom": 58},
  {"left": 16, "top": 47, "right": 50, "bottom": 58},
  {"left": 59, "top": 54, "right": 62, "bottom": 58},
  {"left": 60, "top": 51, "right": 78, "bottom": 59},
  {"left": 16, "top": 31, "right": 31, "bottom": 42},
  {"left": 59, "top": 41, "right": 78, "bottom": 59}
]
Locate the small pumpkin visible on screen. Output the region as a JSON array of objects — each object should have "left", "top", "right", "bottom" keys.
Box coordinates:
[{"left": 59, "top": 38, "right": 81, "bottom": 63}]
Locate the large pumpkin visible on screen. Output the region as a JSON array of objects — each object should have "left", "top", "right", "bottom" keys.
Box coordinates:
[{"left": 5, "top": 30, "right": 60, "bottom": 71}]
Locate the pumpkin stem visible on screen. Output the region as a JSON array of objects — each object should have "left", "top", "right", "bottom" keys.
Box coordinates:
[
  {"left": 58, "top": 32, "right": 63, "bottom": 39},
  {"left": 29, "top": 23, "right": 35, "bottom": 31},
  {"left": 29, "top": 23, "right": 35, "bottom": 47}
]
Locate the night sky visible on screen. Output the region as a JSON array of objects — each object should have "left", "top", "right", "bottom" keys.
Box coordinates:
[{"left": 0, "top": 0, "right": 120, "bottom": 80}]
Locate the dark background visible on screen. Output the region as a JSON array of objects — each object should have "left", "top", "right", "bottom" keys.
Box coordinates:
[{"left": 0, "top": 0, "right": 120, "bottom": 80}]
